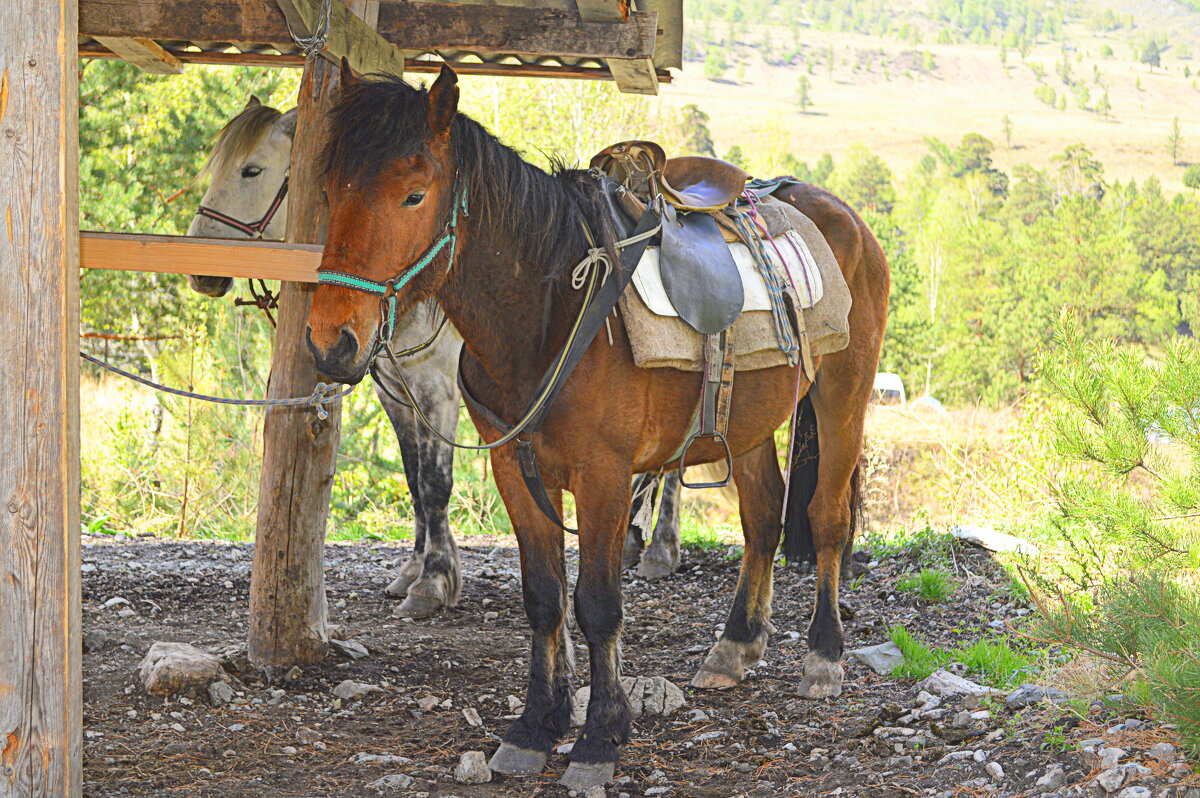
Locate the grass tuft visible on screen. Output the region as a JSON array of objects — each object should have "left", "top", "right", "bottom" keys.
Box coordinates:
[{"left": 896, "top": 568, "right": 956, "bottom": 602}]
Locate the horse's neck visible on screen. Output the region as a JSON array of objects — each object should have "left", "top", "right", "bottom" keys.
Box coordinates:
[{"left": 439, "top": 213, "right": 583, "bottom": 387}]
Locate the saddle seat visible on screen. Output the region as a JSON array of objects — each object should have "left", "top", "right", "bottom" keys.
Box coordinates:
[{"left": 589, "top": 140, "right": 750, "bottom": 213}]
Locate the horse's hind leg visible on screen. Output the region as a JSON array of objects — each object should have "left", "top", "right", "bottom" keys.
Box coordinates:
[
  {"left": 637, "top": 471, "right": 681, "bottom": 580},
  {"left": 693, "top": 438, "right": 782, "bottom": 689},
  {"left": 377, "top": 384, "right": 428, "bottom": 598},
  {"left": 621, "top": 473, "right": 656, "bottom": 571}
]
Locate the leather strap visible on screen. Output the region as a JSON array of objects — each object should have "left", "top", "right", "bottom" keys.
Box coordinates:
[{"left": 458, "top": 199, "right": 662, "bottom": 532}]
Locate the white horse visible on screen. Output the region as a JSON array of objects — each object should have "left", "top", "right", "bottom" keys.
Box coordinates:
[
  {"left": 185, "top": 97, "right": 463, "bottom": 616},
  {"left": 186, "top": 97, "right": 687, "bottom": 591}
]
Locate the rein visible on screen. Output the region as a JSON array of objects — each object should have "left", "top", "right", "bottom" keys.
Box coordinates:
[{"left": 196, "top": 175, "right": 290, "bottom": 238}]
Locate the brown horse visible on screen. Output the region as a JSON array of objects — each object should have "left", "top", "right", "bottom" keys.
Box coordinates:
[{"left": 306, "top": 62, "right": 889, "bottom": 790}]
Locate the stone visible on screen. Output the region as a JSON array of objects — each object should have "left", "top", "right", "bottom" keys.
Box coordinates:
[
  {"left": 282, "top": 746, "right": 298, "bottom": 756},
  {"left": 985, "top": 762, "right": 1004, "bottom": 782},
  {"left": 1036, "top": 765, "right": 1067, "bottom": 790},
  {"left": 1148, "top": 742, "right": 1177, "bottom": 759},
  {"left": 351, "top": 753, "right": 414, "bottom": 766},
  {"left": 296, "top": 727, "right": 323, "bottom": 745},
  {"left": 1005, "top": 684, "right": 1068, "bottom": 710},
  {"left": 207, "top": 681, "right": 234, "bottom": 707},
  {"left": 138, "top": 642, "right": 224, "bottom": 697},
  {"left": 918, "top": 669, "right": 995, "bottom": 699},
  {"left": 333, "top": 680, "right": 382, "bottom": 701},
  {"left": 366, "top": 774, "right": 415, "bottom": 792},
  {"left": 584, "top": 787, "right": 606, "bottom": 798},
  {"left": 847, "top": 641, "right": 904, "bottom": 675},
  {"left": 571, "top": 676, "right": 686, "bottom": 727},
  {"left": 416, "top": 696, "right": 439, "bottom": 712},
  {"left": 330, "top": 638, "right": 369, "bottom": 660},
  {"left": 1115, "top": 789, "right": 1151, "bottom": 798},
  {"left": 951, "top": 524, "right": 1040, "bottom": 556},
  {"left": 82, "top": 630, "right": 110, "bottom": 653},
  {"left": 462, "top": 707, "right": 482, "bottom": 727},
  {"left": 454, "top": 751, "right": 491, "bottom": 784},
  {"left": 1096, "top": 767, "right": 1126, "bottom": 793},
  {"left": 1101, "top": 748, "right": 1126, "bottom": 769},
  {"left": 122, "top": 631, "right": 149, "bottom": 652}
]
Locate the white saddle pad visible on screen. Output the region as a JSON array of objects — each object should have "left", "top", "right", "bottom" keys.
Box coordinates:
[{"left": 630, "top": 230, "right": 824, "bottom": 319}]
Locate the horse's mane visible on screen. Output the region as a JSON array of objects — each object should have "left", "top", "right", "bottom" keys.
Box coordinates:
[
  {"left": 199, "top": 102, "right": 283, "bottom": 182},
  {"left": 321, "top": 73, "right": 612, "bottom": 284}
]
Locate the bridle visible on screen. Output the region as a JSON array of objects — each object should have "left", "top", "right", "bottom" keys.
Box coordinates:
[
  {"left": 196, "top": 175, "right": 290, "bottom": 238},
  {"left": 317, "top": 175, "right": 467, "bottom": 364}
]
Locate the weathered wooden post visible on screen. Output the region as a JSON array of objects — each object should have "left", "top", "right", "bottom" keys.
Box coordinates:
[
  {"left": 0, "top": 0, "right": 83, "bottom": 794},
  {"left": 247, "top": 55, "right": 343, "bottom": 667}
]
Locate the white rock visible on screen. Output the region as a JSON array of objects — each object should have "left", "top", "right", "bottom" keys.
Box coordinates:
[
  {"left": 330, "top": 639, "right": 369, "bottom": 659},
  {"left": 281, "top": 746, "right": 298, "bottom": 756},
  {"left": 847, "top": 641, "right": 904, "bottom": 675},
  {"left": 462, "top": 707, "right": 482, "bottom": 727},
  {"left": 584, "top": 787, "right": 606, "bottom": 798},
  {"left": 207, "top": 681, "right": 234, "bottom": 706},
  {"left": 350, "top": 752, "right": 414, "bottom": 766},
  {"left": 454, "top": 751, "right": 491, "bottom": 784},
  {"left": 1036, "top": 765, "right": 1067, "bottom": 790},
  {"left": 1115, "top": 788, "right": 1151, "bottom": 798},
  {"left": 416, "top": 695, "right": 439, "bottom": 712},
  {"left": 917, "top": 669, "right": 995, "bottom": 699},
  {"left": 1096, "top": 767, "right": 1126, "bottom": 793},
  {"left": 1101, "top": 747, "right": 1127, "bottom": 769},
  {"left": 985, "top": 762, "right": 1004, "bottom": 782},
  {"left": 138, "top": 642, "right": 224, "bottom": 696},
  {"left": 1147, "top": 742, "right": 1177, "bottom": 759},
  {"left": 333, "top": 680, "right": 382, "bottom": 701},
  {"left": 571, "top": 676, "right": 685, "bottom": 727},
  {"left": 951, "top": 524, "right": 1040, "bottom": 556},
  {"left": 366, "top": 773, "right": 414, "bottom": 791}
]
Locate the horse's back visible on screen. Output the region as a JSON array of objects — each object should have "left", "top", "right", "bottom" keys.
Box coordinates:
[{"left": 772, "top": 182, "right": 888, "bottom": 290}]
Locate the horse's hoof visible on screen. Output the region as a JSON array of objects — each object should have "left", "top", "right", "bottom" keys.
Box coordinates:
[
  {"left": 383, "top": 558, "right": 424, "bottom": 598},
  {"left": 621, "top": 539, "right": 643, "bottom": 572},
  {"left": 797, "top": 654, "right": 844, "bottom": 699},
  {"left": 690, "top": 669, "right": 739, "bottom": 689},
  {"left": 393, "top": 591, "right": 445, "bottom": 619},
  {"left": 559, "top": 761, "right": 615, "bottom": 790},
  {"left": 488, "top": 743, "right": 547, "bottom": 775},
  {"left": 636, "top": 553, "right": 677, "bottom": 581}
]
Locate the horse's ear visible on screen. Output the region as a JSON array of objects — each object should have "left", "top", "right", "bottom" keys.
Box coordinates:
[
  {"left": 277, "top": 107, "right": 298, "bottom": 139},
  {"left": 245, "top": 95, "right": 262, "bottom": 109},
  {"left": 339, "top": 57, "right": 358, "bottom": 89},
  {"left": 428, "top": 65, "right": 459, "bottom": 136}
]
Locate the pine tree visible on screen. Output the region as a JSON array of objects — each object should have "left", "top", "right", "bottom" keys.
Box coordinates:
[
  {"left": 1001, "top": 114, "right": 1013, "bottom": 148},
  {"left": 796, "top": 75, "right": 812, "bottom": 113},
  {"left": 1168, "top": 116, "right": 1184, "bottom": 165}
]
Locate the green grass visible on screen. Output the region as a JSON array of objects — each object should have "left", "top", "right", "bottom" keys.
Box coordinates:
[
  {"left": 896, "top": 568, "right": 956, "bottom": 602},
  {"left": 862, "top": 523, "right": 960, "bottom": 570},
  {"left": 678, "top": 512, "right": 731, "bottom": 551},
  {"left": 889, "top": 625, "right": 952, "bottom": 680},
  {"left": 889, "top": 625, "right": 1039, "bottom": 688}
]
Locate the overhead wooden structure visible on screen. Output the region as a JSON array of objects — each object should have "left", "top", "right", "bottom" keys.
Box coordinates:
[
  {"left": 78, "top": 0, "right": 682, "bottom": 93},
  {"left": 4, "top": 0, "right": 686, "bottom": 793}
]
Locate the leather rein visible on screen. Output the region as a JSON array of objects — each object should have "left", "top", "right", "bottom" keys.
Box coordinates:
[{"left": 196, "top": 176, "right": 290, "bottom": 238}]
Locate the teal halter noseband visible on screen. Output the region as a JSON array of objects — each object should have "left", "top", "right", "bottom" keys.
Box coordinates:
[{"left": 317, "top": 179, "right": 467, "bottom": 354}]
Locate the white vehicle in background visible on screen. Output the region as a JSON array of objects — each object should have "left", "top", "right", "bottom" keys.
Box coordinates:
[{"left": 872, "top": 372, "right": 907, "bottom": 405}]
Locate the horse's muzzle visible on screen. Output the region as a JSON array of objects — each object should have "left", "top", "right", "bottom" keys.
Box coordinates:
[{"left": 306, "top": 325, "right": 368, "bottom": 384}]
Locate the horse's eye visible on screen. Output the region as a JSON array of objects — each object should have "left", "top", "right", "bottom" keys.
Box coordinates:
[
  {"left": 403, "top": 192, "right": 426, "bottom": 207},
  {"left": 241, "top": 166, "right": 263, "bottom": 179}
]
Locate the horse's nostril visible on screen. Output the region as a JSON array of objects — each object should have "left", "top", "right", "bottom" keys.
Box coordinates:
[{"left": 332, "top": 328, "right": 359, "bottom": 362}]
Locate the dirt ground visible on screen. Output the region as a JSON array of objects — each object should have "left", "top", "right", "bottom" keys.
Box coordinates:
[{"left": 80, "top": 534, "right": 1197, "bottom": 798}]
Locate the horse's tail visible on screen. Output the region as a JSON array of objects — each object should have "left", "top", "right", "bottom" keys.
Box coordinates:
[{"left": 780, "top": 393, "right": 864, "bottom": 566}]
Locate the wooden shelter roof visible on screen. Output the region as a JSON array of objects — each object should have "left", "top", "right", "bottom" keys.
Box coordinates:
[{"left": 78, "top": 0, "right": 682, "bottom": 91}]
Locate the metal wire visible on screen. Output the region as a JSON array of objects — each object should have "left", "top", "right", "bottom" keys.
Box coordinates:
[
  {"left": 284, "top": 0, "right": 333, "bottom": 59},
  {"left": 80, "top": 351, "right": 353, "bottom": 420}
]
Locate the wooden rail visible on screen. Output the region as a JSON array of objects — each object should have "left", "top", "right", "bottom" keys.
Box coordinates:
[{"left": 80, "top": 231, "right": 323, "bottom": 282}]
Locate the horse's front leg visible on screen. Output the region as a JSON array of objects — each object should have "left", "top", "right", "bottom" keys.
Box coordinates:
[
  {"left": 376, "top": 381, "right": 428, "bottom": 598},
  {"left": 562, "top": 459, "right": 634, "bottom": 791},
  {"left": 487, "top": 448, "right": 574, "bottom": 776}
]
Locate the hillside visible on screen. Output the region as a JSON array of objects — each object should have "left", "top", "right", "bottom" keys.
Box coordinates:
[{"left": 656, "top": 1, "right": 1200, "bottom": 193}]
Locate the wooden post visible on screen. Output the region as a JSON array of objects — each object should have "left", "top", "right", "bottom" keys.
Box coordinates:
[
  {"left": 247, "top": 57, "right": 342, "bottom": 667},
  {"left": 0, "top": 0, "right": 83, "bottom": 795}
]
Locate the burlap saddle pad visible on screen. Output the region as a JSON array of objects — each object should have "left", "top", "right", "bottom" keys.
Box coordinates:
[{"left": 619, "top": 197, "right": 851, "bottom": 372}]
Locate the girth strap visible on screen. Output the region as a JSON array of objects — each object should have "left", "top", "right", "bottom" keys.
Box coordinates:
[{"left": 458, "top": 204, "right": 662, "bottom": 533}]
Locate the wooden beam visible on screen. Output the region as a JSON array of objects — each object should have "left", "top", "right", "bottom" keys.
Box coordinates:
[
  {"left": 248, "top": 55, "right": 342, "bottom": 669},
  {"left": 576, "top": 0, "right": 659, "bottom": 94},
  {"left": 78, "top": 0, "right": 658, "bottom": 61},
  {"left": 275, "top": 0, "right": 404, "bottom": 77},
  {"left": 92, "top": 36, "right": 183, "bottom": 73},
  {"left": 1, "top": 0, "right": 83, "bottom": 797},
  {"left": 80, "top": 232, "right": 322, "bottom": 281}
]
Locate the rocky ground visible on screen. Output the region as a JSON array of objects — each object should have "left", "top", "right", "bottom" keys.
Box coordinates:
[{"left": 80, "top": 534, "right": 1199, "bottom": 798}]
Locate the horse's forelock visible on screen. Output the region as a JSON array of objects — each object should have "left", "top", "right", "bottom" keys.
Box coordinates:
[{"left": 199, "top": 104, "right": 284, "bottom": 183}]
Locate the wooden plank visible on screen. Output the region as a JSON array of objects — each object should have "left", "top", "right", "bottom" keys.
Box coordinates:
[
  {"left": 77, "top": 45, "right": 673, "bottom": 82},
  {"left": 92, "top": 36, "right": 183, "bottom": 73},
  {"left": 0, "top": 0, "right": 83, "bottom": 796},
  {"left": 275, "top": 0, "right": 404, "bottom": 77},
  {"left": 248, "top": 55, "right": 342, "bottom": 668},
  {"left": 80, "top": 231, "right": 322, "bottom": 282},
  {"left": 575, "top": 0, "right": 659, "bottom": 94},
  {"left": 78, "top": 0, "right": 658, "bottom": 61}
]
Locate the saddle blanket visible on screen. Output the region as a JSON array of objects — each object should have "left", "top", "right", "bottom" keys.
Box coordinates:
[
  {"left": 619, "top": 199, "right": 851, "bottom": 373},
  {"left": 630, "top": 230, "right": 824, "bottom": 318}
]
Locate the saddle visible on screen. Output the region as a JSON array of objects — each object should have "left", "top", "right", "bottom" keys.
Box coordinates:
[{"left": 591, "top": 140, "right": 812, "bottom": 489}]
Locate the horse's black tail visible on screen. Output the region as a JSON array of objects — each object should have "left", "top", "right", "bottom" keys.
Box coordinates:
[
  {"left": 781, "top": 394, "right": 820, "bottom": 565},
  {"left": 780, "top": 393, "right": 864, "bottom": 567}
]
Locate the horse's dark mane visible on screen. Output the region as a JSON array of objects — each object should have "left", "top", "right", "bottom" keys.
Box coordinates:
[{"left": 322, "top": 73, "right": 610, "bottom": 282}]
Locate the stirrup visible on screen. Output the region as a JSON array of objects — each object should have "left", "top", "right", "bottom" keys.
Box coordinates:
[{"left": 678, "top": 431, "right": 732, "bottom": 489}]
